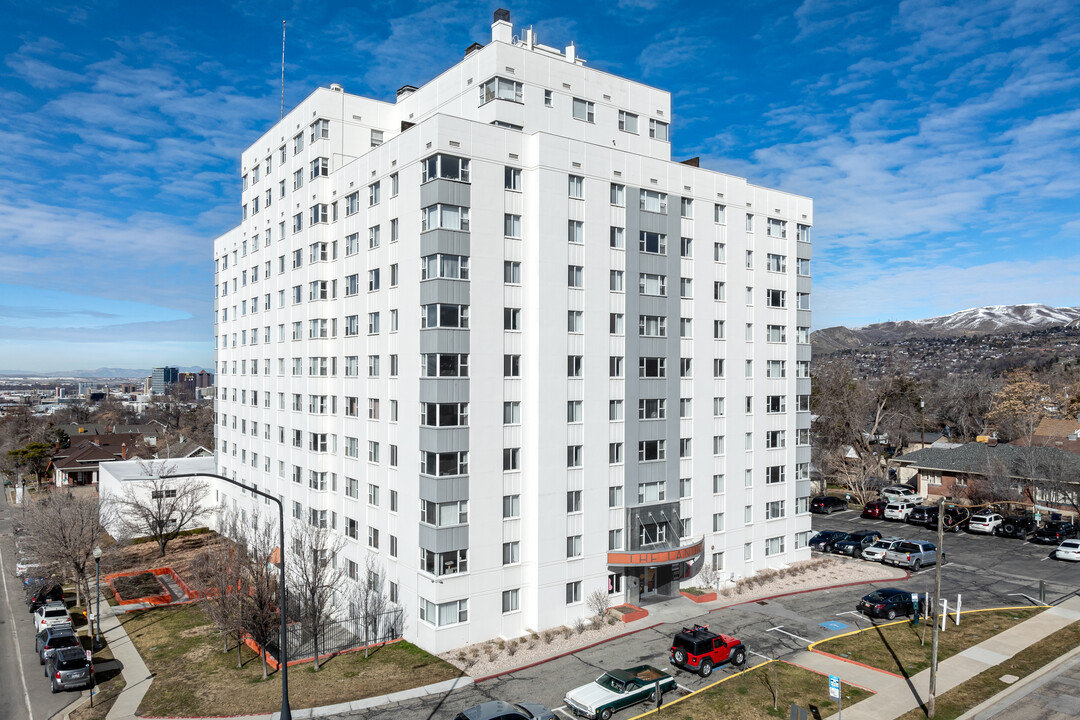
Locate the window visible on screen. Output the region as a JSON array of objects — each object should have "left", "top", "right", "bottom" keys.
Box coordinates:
[
  {"left": 680, "top": 358, "right": 692, "bottom": 377},
  {"left": 568, "top": 265, "right": 584, "bottom": 288},
  {"left": 504, "top": 213, "right": 521, "bottom": 237},
  {"left": 610, "top": 183, "right": 625, "bottom": 206},
  {"left": 369, "top": 181, "right": 381, "bottom": 206},
  {"left": 420, "top": 403, "right": 468, "bottom": 427},
  {"left": 639, "top": 231, "right": 667, "bottom": 255},
  {"left": 767, "top": 253, "right": 787, "bottom": 273},
  {"left": 310, "top": 157, "right": 329, "bottom": 179},
  {"left": 609, "top": 442, "right": 624, "bottom": 464},
  {"left": 766, "top": 430, "right": 786, "bottom": 449},
  {"left": 504, "top": 354, "right": 520, "bottom": 377},
  {"left": 568, "top": 220, "right": 584, "bottom": 244},
  {"left": 503, "top": 401, "right": 521, "bottom": 424},
  {"left": 639, "top": 189, "right": 667, "bottom": 214},
  {"left": 679, "top": 438, "right": 692, "bottom": 458},
  {"left": 797, "top": 258, "right": 810, "bottom": 276},
  {"left": 766, "top": 360, "right": 786, "bottom": 378},
  {"left": 609, "top": 399, "right": 624, "bottom": 420},
  {"left": 480, "top": 76, "right": 522, "bottom": 104},
  {"left": 420, "top": 450, "right": 468, "bottom": 476},
  {"left": 639, "top": 522, "right": 667, "bottom": 546},
  {"left": 610, "top": 226, "right": 624, "bottom": 249},
  {"left": 618, "top": 110, "right": 638, "bottom": 133},
  {"left": 649, "top": 119, "right": 669, "bottom": 141},
  {"left": 567, "top": 355, "right": 583, "bottom": 377},
  {"left": 746, "top": 251, "right": 754, "bottom": 269},
  {"left": 572, "top": 98, "right": 595, "bottom": 122},
  {"left": 504, "top": 261, "right": 521, "bottom": 284},
  {"left": 714, "top": 320, "right": 726, "bottom": 339},
  {"left": 713, "top": 435, "right": 725, "bottom": 455},
  {"left": 503, "top": 541, "right": 520, "bottom": 565},
  {"left": 421, "top": 254, "right": 470, "bottom": 280},
  {"left": 609, "top": 356, "right": 624, "bottom": 377},
  {"left": 293, "top": 132, "right": 304, "bottom": 154},
  {"left": 567, "top": 310, "right": 583, "bottom": 333},
  {"left": 639, "top": 315, "right": 666, "bottom": 337},
  {"left": 766, "top": 465, "right": 786, "bottom": 484},
  {"left": 712, "top": 512, "right": 725, "bottom": 532},
  {"left": 638, "top": 440, "right": 666, "bottom": 463},
  {"left": 609, "top": 529, "right": 623, "bottom": 550},
  {"left": 766, "top": 289, "right": 787, "bottom": 308},
  {"left": 610, "top": 312, "right": 624, "bottom": 334},
  {"left": 765, "top": 536, "right": 786, "bottom": 557},
  {"left": 566, "top": 535, "right": 582, "bottom": 557},
  {"left": 502, "top": 589, "right": 519, "bottom": 614},
  {"left": 714, "top": 281, "right": 726, "bottom": 301},
  {"left": 746, "top": 213, "right": 754, "bottom": 232},
  {"left": 505, "top": 166, "right": 521, "bottom": 190},
  {"left": 795, "top": 531, "right": 810, "bottom": 549},
  {"left": 568, "top": 175, "right": 584, "bottom": 198},
  {"left": 767, "top": 325, "right": 786, "bottom": 343},
  {"left": 767, "top": 218, "right": 787, "bottom": 238},
  {"left": 567, "top": 400, "right": 583, "bottom": 423},
  {"left": 766, "top": 500, "right": 786, "bottom": 520},
  {"left": 506, "top": 307, "right": 522, "bottom": 331},
  {"left": 422, "top": 154, "right": 471, "bottom": 183},
  {"left": 680, "top": 278, "right": 693, "bottom": 299},
  {"left": 544, "top": 89, "right": 553, "bottom": 106},
  {"left": 680, "top": 318, "right": 693, "bottom": 338},
  {"left": 567, "top": 445, "right": 583, "bottom": 468},
  {"left": 566, "top": 581, "right": 582, "bottom": 604},
  {"left": 797, "top": 360, "right": 810, "bottom": 378},
  {"left": 419, "top": 598, "right": 468, "bottom": 627},
  {"left": 680, "top": 197, "right": 693, "bottom": 218},
  {"left": 369, "top": 129, "right": 383, "bottom": 147},
  {"left": 680, "top": 236, "right": 693, "bottom": 258},
  {"left": 639, "top": 273, "right": 667, "bottom": 296},
  {"left": 797, "top": 394, "right": 810, "bottom": 412},
  {"left": 421, "top": 303, "right": 469, "bottom": 329},
  {"left": 639, "top": 398, "right": 666, "bottom": 420},
  {"left": 797, "top": 292, "right": 810, "bottom": 310},
  {"left": 714, "top": 204, "right": 726, "bottom": 224},
  {"left": 639, "top": 356, "right": 666, "bottom": 378},
  {"left": 502, "top": 494, "right": 521, "bottom": 519}
]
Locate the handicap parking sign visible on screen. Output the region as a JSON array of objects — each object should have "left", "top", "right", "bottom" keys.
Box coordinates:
[{"left": 829, "top": 674, "right": 841, "bottom": 700}]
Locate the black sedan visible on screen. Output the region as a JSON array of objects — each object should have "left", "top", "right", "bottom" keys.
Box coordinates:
[
  {"left": 906, "top": 505, "right": 935, "bottom": 526},
  {"left": 833, "top": 530, "right": 883, "bottom": 557},
  {"left": 810, "top": 496, "right": 848, "bottom": 514},
  {"left": 1033, "top": 522, "right": 1079, "bottom": 544},
  {"left": 857, "top": 588, "right": 916, "bottom": 620},
  {"left": 810, "top": 531, "right": 850, "bottom": 552}
]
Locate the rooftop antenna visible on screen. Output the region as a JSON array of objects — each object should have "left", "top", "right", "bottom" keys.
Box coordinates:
[{"left": 280, "top": 20, "right": 286, "bottom": 120}]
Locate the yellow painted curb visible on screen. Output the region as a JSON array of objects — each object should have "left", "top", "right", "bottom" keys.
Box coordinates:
[
  {"left": 808, "top": 605, "right": 1046, "bottom": 653},
  {"left": 627, "top": 659, "right": 774, "bottom": 719}
]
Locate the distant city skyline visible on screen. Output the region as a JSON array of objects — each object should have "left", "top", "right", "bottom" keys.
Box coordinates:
[{"left": 2, "top": 0, "right": 1078, "bottom": 371}]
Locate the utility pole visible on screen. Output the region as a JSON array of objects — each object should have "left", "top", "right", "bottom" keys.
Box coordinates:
[{"left": 928, "top": 495, "right": 945, "bottom": 718}]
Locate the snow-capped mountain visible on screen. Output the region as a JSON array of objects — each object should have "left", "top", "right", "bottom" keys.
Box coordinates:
[{"left": 812, "top": 304, "right": 1080, "bottom": 354}]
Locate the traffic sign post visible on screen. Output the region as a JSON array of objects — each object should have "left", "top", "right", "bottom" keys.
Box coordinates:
[
  {"left": 829, "top": 674, "right": 842, "bottom": 720},
  {"left": 911, "top": 593, "right": 920, "bottom": 626}
]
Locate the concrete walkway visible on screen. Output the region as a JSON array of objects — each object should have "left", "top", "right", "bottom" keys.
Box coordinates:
[
  {"left": 793, "top": 597, "right": 1080, "bottom": 720},
  {"left": 101, "top": 604, "right": 154, "bottom": 720}
]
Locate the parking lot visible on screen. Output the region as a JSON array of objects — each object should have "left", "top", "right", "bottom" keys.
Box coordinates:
[{"left": 332, "top": 510, "right": 1078, "bottom": 720}]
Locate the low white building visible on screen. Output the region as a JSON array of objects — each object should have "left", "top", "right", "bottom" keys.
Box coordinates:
[{"left": 97, "top": 456, "right": 219, "bottom": 539}]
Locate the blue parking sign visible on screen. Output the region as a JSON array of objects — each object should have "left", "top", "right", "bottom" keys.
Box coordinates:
[{"left": 829, "top": 674, "right": 841, "bottom": 700}]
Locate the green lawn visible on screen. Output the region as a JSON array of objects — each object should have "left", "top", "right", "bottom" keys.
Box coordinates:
[
  {"left": 638, "top": 660, "right": 872, "bottom": 719},
  {"left": 120, "top": 603, "right": 462, "bottom": 716},
  {"left": 814, "top": 609, "right": 1043, "bottom": 678}
]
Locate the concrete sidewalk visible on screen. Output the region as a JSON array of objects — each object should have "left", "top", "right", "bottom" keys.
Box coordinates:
[
  {"left": 801, "top": 597, "right": 1080, "bottom": 720},
  {"left": 101, "top": 603, "right": 154, "bottom": 720}
]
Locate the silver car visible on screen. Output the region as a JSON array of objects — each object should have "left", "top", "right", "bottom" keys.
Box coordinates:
[
  {"left": 36, "top": 626, "right": 80, "bottom": 665},
  {"left": 45, "top": 646, "right": 93, "bottom": 692},
  {"left": 861, "top": 537, "right": 904, "bottom": 562}
]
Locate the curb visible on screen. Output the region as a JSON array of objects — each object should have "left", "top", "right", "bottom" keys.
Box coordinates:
[
  {"left": 472, "top": 622, "right": 666, "bottom": 682},
  {"left": 626, "top": 659, "right": 774, "bottom": 719},
  {"left": 782, "top": 658, "right": 878, "bottom": 693},
  {"left": 955, "top": 641, "right": 1080, "bottom": 720},
  {"left": 807, "top": 648, "right": 905, "bottom": 679}
]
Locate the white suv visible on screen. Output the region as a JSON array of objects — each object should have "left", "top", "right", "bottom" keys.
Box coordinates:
[
  {"left": 967, "top": 512, "right": 1003, "bottom": 534},
  {"left": 884, "top": 501, "right": 917, "bottom": 521},
  {"left": 881, "top": 485, "right": 924, "bottom": 505}
]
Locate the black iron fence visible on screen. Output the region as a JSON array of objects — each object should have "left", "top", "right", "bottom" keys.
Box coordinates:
[{"left": 268, "top": 605, "right": 405, "bottom": 662}]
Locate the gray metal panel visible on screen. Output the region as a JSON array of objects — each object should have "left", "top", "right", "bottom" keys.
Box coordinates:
[
  {"left": 796, "top": 378, "right": 812, "bottom": 396},
  {"left": 418, "top": 475, "right": 470, "bottom": 503},
  {"left": 420, "top": 229, "right": 471, "bottom": 257},
  {"left": 796, "top": 241, "right": 812, "bottom": 260},
  {"left": 638, "top": 210, "right": 669, "bottom": 234},
  {"left": 419, "top": 329, "right": 471, "bottom": 354},
  {"left": 625, "top": 501, "right": 681, "bottom": 551},
  {"left": 797, "top": 276, "right": 812, "bottom": 294},
  {"left": 796, "top": 479, "right": 811, "bottom": 498},
  {"left": 797, "top": 344, "right": 812, "bottom": 362},
  {"left": 796, "top": 446, "right": 812, "bottom": 463},
  {"left": 419, "top": 178, "right": 472, "bottom": 208},
  {"left": 418, "top": 379, "right": 471, "bottom": 403},
  {"left": 418, "top": 427, "right": 470, "bottom": 452},
  {"left": 419, "top": 279, "right": 471, "bottom": 305},
  {"left": 796, "top": 310, "right": 812, "bottom": 328},
  {"left": 418, "top": 524, "right": 470, "bottom": 552}
]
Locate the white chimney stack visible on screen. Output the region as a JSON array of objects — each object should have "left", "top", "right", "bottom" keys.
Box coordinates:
[{"left": 492, "top": 8, "right": 512, "bottom": 44}]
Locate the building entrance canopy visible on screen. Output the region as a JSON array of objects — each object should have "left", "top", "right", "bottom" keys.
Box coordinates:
[{"left": 607, "top": 538, "right": 704, "bottom": 568}]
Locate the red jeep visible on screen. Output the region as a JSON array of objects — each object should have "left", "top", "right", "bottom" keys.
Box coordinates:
[{"left": 669, "top": 624, "right": 747, "bottom": 677}]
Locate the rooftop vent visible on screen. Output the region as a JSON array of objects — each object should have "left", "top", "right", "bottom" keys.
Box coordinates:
[
  {"left": 396, "top": 85, "right": 418, "bottom": 101},
  {"left": 465, "top": 42, "right": 484, "bottom": 57},
  {"left": 494, "top": 8, "right": 510, "bottom": 22},
  {"left": 329, "top": 83, "right": 343, "bottom": 92}
]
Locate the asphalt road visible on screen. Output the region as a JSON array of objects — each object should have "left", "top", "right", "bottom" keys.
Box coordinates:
[
  {"left": 330, "top": 508, "right": 1080, "bottom": 720},
  {"left": 0, "top": 488, "right": 83, "bottom": 720}
]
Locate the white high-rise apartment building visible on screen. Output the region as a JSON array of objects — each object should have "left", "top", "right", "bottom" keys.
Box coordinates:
[{"left": 213, "top": 10, "right": 813, "bottom": 653}]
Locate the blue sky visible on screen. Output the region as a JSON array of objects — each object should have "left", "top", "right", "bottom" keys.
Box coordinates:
[{"left": 1, "top": 0, "right": 1078, "bottom": 372}]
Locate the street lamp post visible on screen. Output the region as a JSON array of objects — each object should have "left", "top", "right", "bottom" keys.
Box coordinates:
[
  {"left": 164, "top": 472, "right": 291, "bottom": 720},
  {"left": 93, "top": 546, "right": 102, "bottom": 649}
]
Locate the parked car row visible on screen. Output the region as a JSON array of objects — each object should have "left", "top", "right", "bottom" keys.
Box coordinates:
[{"left": 860, "top": 499, "right": 1079, "bottom": 543}]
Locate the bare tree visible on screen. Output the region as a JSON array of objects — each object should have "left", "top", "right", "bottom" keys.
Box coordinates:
[
  {"left": 816, "top": 447, "right": 886, "bottom": 506},
  {"left": 287, "top": 522, "right": 346, "bottom": 670},
  {"left": 928, "top": 374, "right": 998, "bottom": 441},
  {"left": 964, "top": 451, "right": 1023, "bottom": 507},
  {"left": 104, "top": 459, "right": 210, "bottom": 556},
  {"left": 585, "top": 587, "right": 611, "bottom": 621},
  {"left": 349, "top": 554, "right": 392, "bottom": 658},
  {"left": 190, "top": 517, "right": 246, "bottom": 661},
  {"left": 239, "top": 512, "right": 281, "bottom": 679},
  {"left": 20, "top": 490, "right": 107, "bottom": 607}
]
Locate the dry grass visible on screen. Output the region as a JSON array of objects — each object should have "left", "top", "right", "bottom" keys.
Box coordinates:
[
  {"left": 121, "top": 603, "right": 462, "bottom": 716},
  {"left": 895, "top": 620, "right": 1080, "bottom": 720},
  {"left": 645, "top": 660, "right": 871, "bottom": 719},
  {"left": 815, "top": 609, "right": 1043, "bottom": 678},
  {"left": 100, "top": 529, "right": 223, "bottom": 579}
]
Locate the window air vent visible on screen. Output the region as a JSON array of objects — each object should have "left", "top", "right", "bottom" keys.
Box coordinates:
[
  {"left": 449, "top": 140, "right": 461, "bottom": 148},
  {"left": 352, "top": 115, "right": 362, "bottom": 121},
  {"left": 562, "top": 83, "right": 571, "bottom": 89},
  {"left": 657, "top": 110, "right": 664, "bottom": 116},
  {"left": 426, "top": 142, "right": 432, "bottom": 149},
  {"left": 775, "top": 208, "right": 781, "bottom": 213},
  {"left": 509, "top": 153, "right": 519, "bottom": 159},
  {"left": 603, "top": 94, "right": 611, "bottom": 100},
  {"left": 572, "top": 162, "right": 581, "bottom": 168},
  {"left": 506, "top": 66, "right": 515, "bottom": 74},
  {"left": 717, "top": 193, "right": 724, "bottom": 198},
  {"left": 391, "top": 160, "right": 397, "bottom": 166},
  {"left": 650, "top": 178, "right": 658, "bottom": 184},
  {"left": 614, "top": 170, "right": 622, "bottom": 177},
  {"left": 684, "top": 186, "right": 691, "bottom": 192}
]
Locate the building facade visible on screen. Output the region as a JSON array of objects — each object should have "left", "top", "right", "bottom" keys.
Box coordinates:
[
  {"left": 151, "top": 366, "right": 179, "bottom": 395},
  {"left": 212, "top": 11, "right": 814, "bottom": 653}
]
